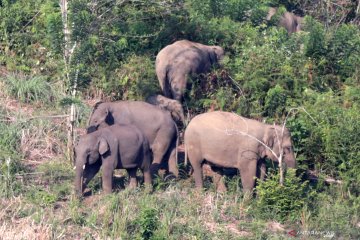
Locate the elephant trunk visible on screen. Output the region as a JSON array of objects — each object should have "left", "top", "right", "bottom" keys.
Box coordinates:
[
  {"left": 284, "top": 152, "right": 296, "bottom": 168},
  {"left": 179, "top": 111, "right": 185, "bottom": 125},
  {"left": 74, "top": 161, "right": 85, "bottom": 197}
]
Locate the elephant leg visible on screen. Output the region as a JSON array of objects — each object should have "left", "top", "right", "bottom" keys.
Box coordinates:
[
  {"left": 127, "top": 168, "right": 138, "bottom": 189},
  {"left": 188, "top": 147, "right": 204, "bottom": 189},
  {"left": 102, "top": 160, "right": 115, "bottom": 194},
  {"left": 164, "top": 141, "right": 179, "bottom": 178},
  {"left": 83, "top": 161, "right": 102, "bottom": 188},
  {"left": 143, "top": 168, "right": 152, "bottom": 186},
  {"left": 239, "top": 160, "right": 257, "bottom": 194},
  {"left": 142, "top": 151, "right": 152, "bottom": 186},
  {"left": 210, "top": 166, "right": 226, "bottom": 192},
  {"left": 170, "top": 76, "right": 186, "bottom": 102},
  {"left": 150, "top": 134, "right": 172, "bottom": 178}
]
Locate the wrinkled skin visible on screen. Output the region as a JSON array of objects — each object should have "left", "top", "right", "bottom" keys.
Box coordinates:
[
  {"left": 87, "top": 101, "right": 179, "bottom": 177},
  {"left": 184, "top": 111, "right": 296, "bottom": 193},
  {"left": 156, "top": 40, "right": 225, "bottom": 101},
  {"left": 75, "top": 124, "right": 151, "bottom": 196},
  {"left": 266, "top": 7, "right": 303, "bottom": 34},
  {"left": 146, "top": 94, "right": 185, "bottom": 124}
]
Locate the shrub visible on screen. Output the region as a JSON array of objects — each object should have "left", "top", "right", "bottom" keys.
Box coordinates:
[
  {"left": 137, "top": 207, "right": 159, "bottom": 240},
  {"left": 264, "top": 84, "right": 287, "bottom": 117},
  {"left": 254, "top": 169, "right": 311, "bottom": 222},
  {"left": 93, "top": 55, "right": 158, "bottom": 100}
]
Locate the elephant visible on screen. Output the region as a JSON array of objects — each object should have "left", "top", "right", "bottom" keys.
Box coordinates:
[
  {"left": 74, "top": 124, "right": 152, "bottom": 196},
  {"left": 87, "top": 100, "right": 179, "bottom": 177},
  {"left": 156, "top": 40, "right": 225, "bottom": 102},
  {"left": 266, "top": 7, "right": 303, "bottom": 34},
  {"left": 146, "top": 94, "right": 185, "bottom": 124},
  {"left": 184, "top": 111, "right": 296, "bottom": 193}
]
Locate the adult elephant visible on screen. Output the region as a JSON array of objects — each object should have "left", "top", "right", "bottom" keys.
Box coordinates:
[
  {"left": 184, "top": 111, "right": 296, "bottom": 193},
  {"left": 156, "top": 40, "right": 224, "bottom": 102},
  {"left": 266, "top": 7, "right": 303, "bottom": 34},
  {"left": 75, "top": 124, "right": 151, "bottom": 196},
  {"left": 146, "top": 94, "right": 185, "bottom": 124},
  {"left": 87, "top": 101, "right": 179, "bottom": 177}
]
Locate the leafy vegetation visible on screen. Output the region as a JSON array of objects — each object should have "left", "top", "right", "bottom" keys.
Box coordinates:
[{"left": 0, "top": 0, "right": 359, "bottom": 238}]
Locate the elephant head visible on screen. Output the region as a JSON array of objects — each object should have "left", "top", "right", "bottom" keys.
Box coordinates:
[
  {"left": 87, "top": 102, "right": 114, "bottom": 133},
  {"left": 262, "top": 125, "right": 296, "bottom": 168},
  {"left": 209, "top": 46, "right": 225, "bottom": 65},
  {"left": 74, "top": 134, "right": 109, "bottom": 196}
]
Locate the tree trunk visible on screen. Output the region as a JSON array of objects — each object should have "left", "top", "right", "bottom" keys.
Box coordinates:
[{"left": 60, "top": 0, "right": 77, "bottom": 164}]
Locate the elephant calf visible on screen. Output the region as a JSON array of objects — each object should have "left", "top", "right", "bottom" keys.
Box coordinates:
[
  {"left": 75, "top": 124, "right": 151, "bottom": 196},
  {"left": 184, "top": 111, "right": 296, "bottom": 193},
  {"left": 146, "top": 94, "right": 185, "bottom": 123}
]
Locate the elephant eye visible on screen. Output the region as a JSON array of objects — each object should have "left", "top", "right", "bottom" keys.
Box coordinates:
[{"left": 283, "top": 147, "right": 292, "bottom": 154}]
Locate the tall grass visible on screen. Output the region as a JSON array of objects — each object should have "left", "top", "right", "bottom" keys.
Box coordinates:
[{"left": 1, "top": 73, "right": 56, "bottom": 104}]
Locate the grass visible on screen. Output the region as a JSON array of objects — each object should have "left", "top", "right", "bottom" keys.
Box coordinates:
[
  {"left": 1, "top": 162, "right": 359, "bottom": 239},
  {"left": 0, "top": 72, "right": 57, "bottom": 104},
  {"left": 0, "top": 80, "right": 359, "bottom": 239}
]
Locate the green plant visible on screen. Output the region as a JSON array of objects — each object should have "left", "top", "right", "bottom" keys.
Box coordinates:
[
  {"left": 254, "top": 169, "right": 311, "bottom": 222},
  {"left": 25, "top": 187, "right": 57, "bottom": 206},
  {"left": 1, "top": 73, "right": 55, "bottom": 104},
  {"left": 137, "top": 206, "right": 159, "bottom": 240},
  {"left": 264, "top": 84, "right": 287, "bottom": 117}
]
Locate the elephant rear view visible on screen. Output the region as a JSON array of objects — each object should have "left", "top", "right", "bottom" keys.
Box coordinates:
[
  {"left": 87, "top": 100, "right": 179, "bottom": 177},
  {"left": 156, "top": 40, "right": 224, "bottom": 101},
  {"left": 184, "top": 111, "right": 296, "bottom": 193},
  {"left": 75, "top": 124, "right": 151, "bottom": 196},
  {"left": 266, "top": 7, "right": 303, "bottom": 34}
]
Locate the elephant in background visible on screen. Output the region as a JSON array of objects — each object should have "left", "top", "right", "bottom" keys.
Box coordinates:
[
  {"left": 87, "top": 100, "right": 179, "bottom": 177},
  {"left": 266, "top": 7, "right": 303, "bottom": 34},
  {"left": 156, "top": 40, "right": 224, "bottom": 102},
  {"left": 184, "top": 111, "right": 296, "bottom": 193},
  {"left": 146, "top": 94, "right": 185, "bottom": 124},
  {"left": 74, "top": 124, "right": 151, "bottom": 196}
]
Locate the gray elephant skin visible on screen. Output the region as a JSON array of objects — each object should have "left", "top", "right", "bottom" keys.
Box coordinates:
[
  {"left": 146, "top": 94, "right": 185, "bottom": 123},
  {"left": 75, "top": 124, "right": 152, "bottom": 196},
  {"left": 267, "top": 7, "right": 303, "bottom": 34},
  {"left": 184, "top": 111, "right": 296, "bottom": 192},
  {"left": 156, "top": 40, "right": 224, "bottom": 101},
  {"left": 87, "top": 100, "right": 179, "bottom": 177}
]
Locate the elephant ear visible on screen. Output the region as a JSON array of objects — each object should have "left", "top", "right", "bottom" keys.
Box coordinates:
[
  {"left": 264, "top": 127, "right": 275, "bottom": 148},
  {"left": 208, "top": 51, "right": 217, "bottom": 65},
  {"left": 98, "top": 137, "right": 109, "bottom": 155}
]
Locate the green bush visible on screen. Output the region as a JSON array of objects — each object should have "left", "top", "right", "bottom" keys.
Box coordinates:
[
  {"left": 305, "top": 187, "right": 360, "bottom": 239},
  {"left": 264, "top": 84, "right": 287, "bottom": 117},
  {"left": 94, "top": 55, "right": 158, "bottom": 100},
  {"left": 254, "top": 169, "right": 311, "bottom": 222},
  {"left": 137, "top": 207, "right": 159, "bottom": 240}
]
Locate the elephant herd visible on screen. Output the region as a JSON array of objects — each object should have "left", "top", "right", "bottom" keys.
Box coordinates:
[{"left": 75, "top": 35, "right": 298, "bottom": 197}]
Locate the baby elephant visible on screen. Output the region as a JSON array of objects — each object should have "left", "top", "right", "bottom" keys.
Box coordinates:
[
  {"left": 146, "top": 94, "right": 185, "bottom": 123},
  {"left": 74, "top": 124, "right": 151, "bottom": 196}
]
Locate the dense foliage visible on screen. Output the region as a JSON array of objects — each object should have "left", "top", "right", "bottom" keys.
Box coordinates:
[{"left": 0, "top": 0, "right": 359, "bottom": 238}]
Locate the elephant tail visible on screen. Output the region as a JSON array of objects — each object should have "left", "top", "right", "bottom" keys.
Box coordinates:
[
  {"left": 174, "top": 121, "right": 179, "bottom": 167},
  {"left": 184, "top": 137, "right": 188, "bottom": 167},
  {"left": 162, "top": 66, "right": 173, "bottom": 99}
]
